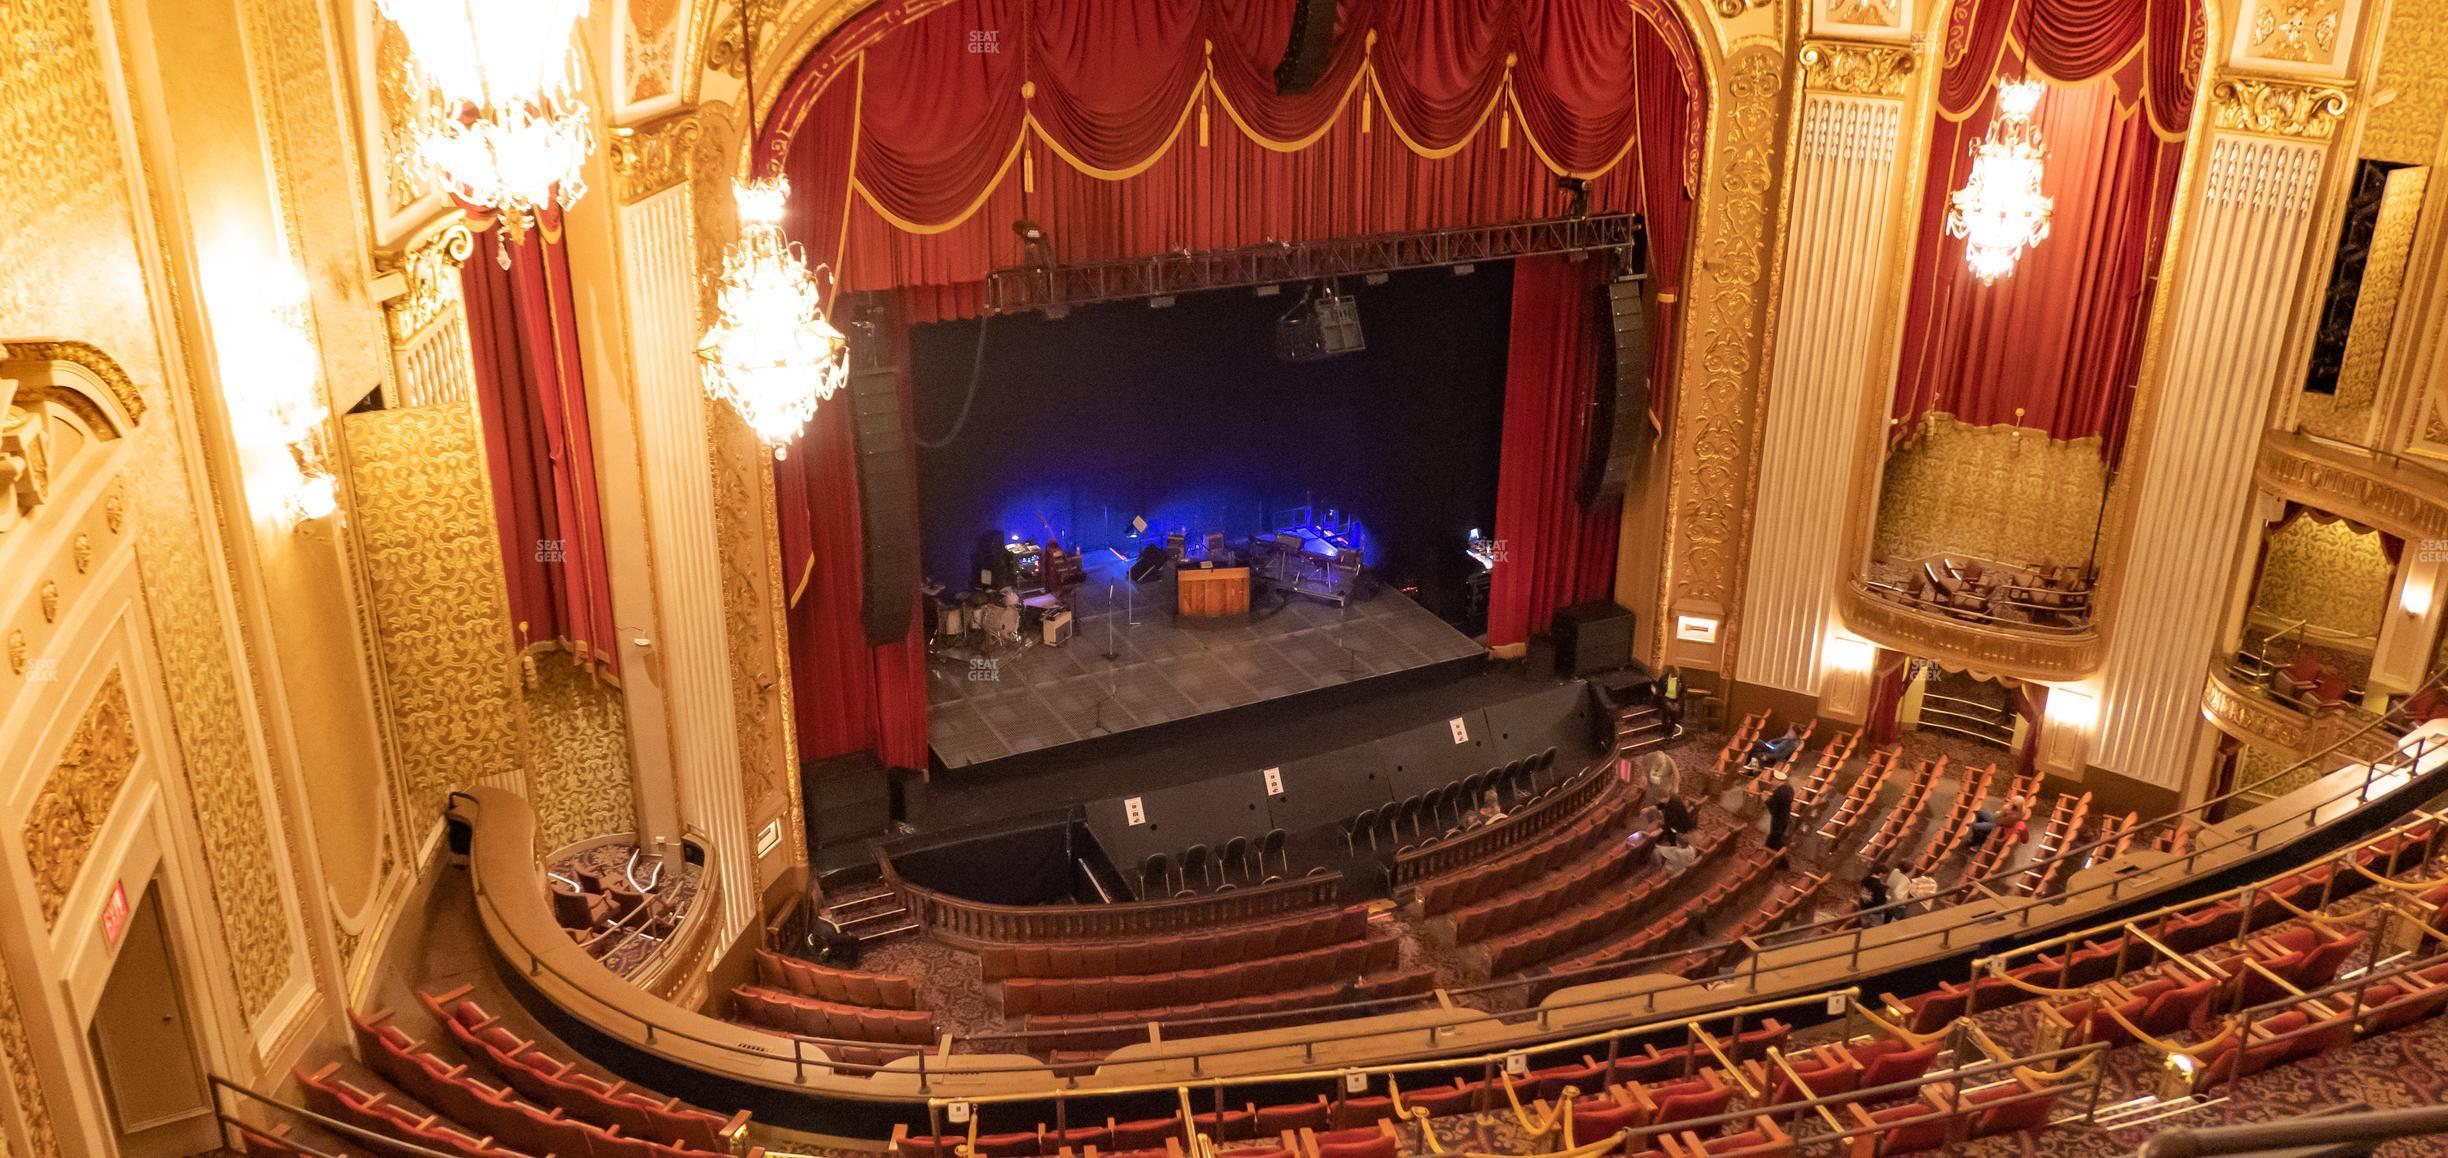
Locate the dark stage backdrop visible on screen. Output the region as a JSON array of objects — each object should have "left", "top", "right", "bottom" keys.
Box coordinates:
[{"left": 909, "top": 263, "right": 1515, "bottom": 620}]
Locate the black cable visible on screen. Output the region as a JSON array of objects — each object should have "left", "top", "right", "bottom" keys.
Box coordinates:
[{"left": 914, "top": 312, "right": 991, "bottom": 449}]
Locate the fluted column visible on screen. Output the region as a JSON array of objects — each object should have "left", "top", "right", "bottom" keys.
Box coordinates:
[
  {"left": 1734, "top": 43, "right": 1913, "bottom": 698},
  {"left": 617, "top": 180, "right": 754, "bottom": 943},
  {"left": 2093, "top": 83, "right": 2347, "bottom": 796}
]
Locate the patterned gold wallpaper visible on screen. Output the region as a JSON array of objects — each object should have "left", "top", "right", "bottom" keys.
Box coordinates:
[
  {"left": 2250, "top": 515, "right": 2392, "bottom": 645},
  {"left": 1875, "top": 416, "right": 2110, "bottom": 568},
  {"left": 2358, "top": 0, "right": 2448, "bottom": 167},
  {"left": 342, "top": 406, "right": 523, "bottom": 822},
  {"left": 2298, "top": 167, "right": 2429, "bottom": 445},
  {"left": 525, "top": 660, "right": 638, "bottom": 853},
  {"left": 22, "top": 670, "right": 138, "bottom": 926}
]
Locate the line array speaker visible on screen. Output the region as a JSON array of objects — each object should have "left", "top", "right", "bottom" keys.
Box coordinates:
[
  {"left": 848, "top": 301, "right": 921, "bottom": 647},
  {"left": 1275, "top": 0, "right": 1336, "bottom": 94},
  {"left": 1579, "top": 233, "right": 1655, "bottom": 506}
]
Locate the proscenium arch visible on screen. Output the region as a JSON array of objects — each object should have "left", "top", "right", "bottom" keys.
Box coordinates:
[{"left": 723, "top": 0, "right": 1734, "bottom": 219}]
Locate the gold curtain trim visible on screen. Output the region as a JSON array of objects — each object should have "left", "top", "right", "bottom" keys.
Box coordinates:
[{"left": 1206, "top": 59, "right": 1371, "bottom": 153}]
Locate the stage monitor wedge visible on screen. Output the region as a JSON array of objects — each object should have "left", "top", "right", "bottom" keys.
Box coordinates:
[
  {"left": 849, "top": 301, "right": 922, "bottom": 651},
  {"left": 1274, "top": 0, "right": 1336, "bottom": 94},
  {"left": 1579, "top": 238, "right": 1656, "bottom": 506}
]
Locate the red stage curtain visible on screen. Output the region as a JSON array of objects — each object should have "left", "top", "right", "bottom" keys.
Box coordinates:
[
  {"left": 762, "top": 0, "right": 1704, "bottom": 766},
  {"left": 2014, "top": 680, "right": 2048, "bottom": 778},
  {"left": 462, "top": 228, "right": 618, "bottom": 675},
  {"left": 1866, "top": 650, "right": 1911, "bottom": 747},
  {"left": 1488, "top": 256, "right": 1618, "bottom": 649},
  {"left": 1894, "top": 0, "right": 2199, "bottom": 461},
  {"left": 775, "top": 302, "right": 931, "bottom": 770}
]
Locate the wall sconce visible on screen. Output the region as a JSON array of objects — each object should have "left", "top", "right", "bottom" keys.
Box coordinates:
[
  {"left": 213, "top": 261, "right": 338, "bottom": 529},
  {"left": 2043, "top": 686, "right": 2099, "bottom": 731},
  {"left": 2400, "top": 573, "right": 2433, "bottom": 619},
  {"left": 1823, "top": 633, "right": 1877, "bottom": 675}
]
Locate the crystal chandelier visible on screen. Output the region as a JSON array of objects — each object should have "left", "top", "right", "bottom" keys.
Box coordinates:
[
  {"left": 697, "top": 176, "right": 850, "bottom": 459},
  {"left": 375, "top": 0, "right": 594, "bottom": 260},
  {"left": 1946, "top": 79, "right": 2053, "bottom": 284}
]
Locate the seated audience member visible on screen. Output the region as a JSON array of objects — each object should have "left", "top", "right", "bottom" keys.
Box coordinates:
[
  {"left": 1965, "top": 807, "right": 1997, "bottom": 851},
  {"left": 1465, "top": 789, "right": 1508, "bottom": 829},
  {"left": 1644, "top": 751, "right": 1682, "bottom": 801},
  {"left": 1747, "top": 724, "right": 1804, "bottom": 772},
  {"left": 1858, "top": 869, "right": 1891, "bottom": 926},
  {"left": 1994, "top": 794, "right": 2031, "bottom": 845},
  {"left": 1886, "top": 864, "right": 1915, "bottom": 916},
  {"left": 1654, "top": 829, "right": 1699, "bottom": 878},
  {"left": 1908, "top": 873, "right": 1940, "bottom": 914},
  {"left": 1659, "top": 792, "right": 1695, "bottom": 841}
]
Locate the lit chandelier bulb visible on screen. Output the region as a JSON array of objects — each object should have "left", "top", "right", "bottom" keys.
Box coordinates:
[
  {"left": 698, "top": 177, "right": 852, "bottom": 459},
  {"left": 1947, "top": 79, "right": 2053, "bottom": 284}
]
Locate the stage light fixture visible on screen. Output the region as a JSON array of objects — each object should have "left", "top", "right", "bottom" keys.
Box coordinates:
[
  {"left": 1255, "top": 284, "right": 1283, "bottom": 297},
  {"left": 1556, "top": 175, "right": 1590, "bottom": 220},
  {"left": 1453, "top": 263, "right": 1476, "bottom": 276},
  {"left": 1150, "top": 295, "right": 1176, "bottom": 308},
  {"left": 1363, "top": 272, "right": 1389, "bottom": 286}
]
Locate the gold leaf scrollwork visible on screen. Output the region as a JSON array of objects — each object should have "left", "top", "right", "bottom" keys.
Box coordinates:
[
  {"left": 1714, "top": 0, "right": 1773, "bottom": 17},
  {"left": 611, "top": 114, "right": 704, "bottom": 205},
  {"left": 379, "top": 222, "right": 475, "bottom": 346},
  {"left": 1799, "top": 40, "right": 1917, "bottom": 96},
  {"left": 5, "top": 631, "right": 24, "bottom": 676},
  {"left": 39, "top": 581, "right": 58, "bottom": 623},
  {"left": 71, "top": 532, "right": 89, "bottom": 574},
  {"left": 2210, "top": 76, "right": 2352, "bottom": 140},
  {"left": 0, "top": 340, "right": 148, "bottom": 427},
  {"left": 1667, "top": 46, "right": 1784, "bottom": 666},
  {"left": 22, "top": 670, "right": 139, "bottom": 925}
]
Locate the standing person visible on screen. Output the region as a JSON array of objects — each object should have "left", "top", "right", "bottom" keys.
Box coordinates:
[
  {"left": 1658, "top": 666, "right": 1685, "bottom": 732},
  {"left": 1885, "top": 864, "right": 1915, "bottom": 917},
  {"left": 1643, "top": 751, "right": 1682, "bottom": 802},
  {"left": 1660, "top": 791, "right": 1696, "bottom": 841},
  {"left": 1764, "top": 769, "right": 1795, "bottom": 854}
]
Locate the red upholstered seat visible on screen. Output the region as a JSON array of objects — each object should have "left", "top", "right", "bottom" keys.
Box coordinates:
[
  {"left": 1315, "top": 1136, "right": 1397, "bottom": 1158},
  {"left": 1329, "top": 1097, "right": 1393, "bottom": 1130},
  {"left": 1853, "top": 1040, "right": 1937, "bottom": 1091},
  {"left": 1649, "top": 1080, "right": 1735, "bottom": 1128},
  {"left": 1848, "top": 1102, "right": 1950, "bottom": 1155},
  {"left": 1111, "top": 1118, "right": 1184, "bottom": 1149},
  {"left": 1565, "top": 1098, "right": 1646, "bottom": 1145},
  {"left": 969, "top": 1131, "right": 1044, "bottom": 1158},
  {"left": 1253, "top": 1098, "right": 1330, "bottom": 1134},
  {"left": 1966, "top": 1080, "right": 2060, "bottom": 1137},
  {"left": 1190, "top": 1108, "right": 1258, "bottom": 1142},
  {"left": 1398, "top": 1081, "right": 1482, "bottom": 1119}
]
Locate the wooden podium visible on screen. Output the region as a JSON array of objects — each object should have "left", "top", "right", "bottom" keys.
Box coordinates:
[{"left": 1176, "top": 564, "right": 1251, "bottom": 620}]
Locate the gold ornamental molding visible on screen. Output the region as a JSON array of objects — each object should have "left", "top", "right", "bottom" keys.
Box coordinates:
[
  {"left": 1837, "top": 581, "right": 2103, "bottom": 681},
  {"left": 1798, "top": 40, "right": 1916, "bottom": 97},
  {"left": 2202, "top": 665, "right": 2310, "bottom": 754},
  {"left": 1714, "top": 0, "right": 1773, "bottom": 16},
  {"left": 376, "top": 221, "right": 475, "bottom": 346},
  {"left": 611, "top": 113, "right": 704, "bottom": 205},
  {"left": 2209, "top": 75, "right": 2353, "bottom": 141},
  {"left": 2255, "top": 431, "right": 2448, "bottom": 544},
  {"left": 2203, "top": 663, "right": 2401, "bottom": 767},
  {"left": 22, "top": 670, "right": 139, "bottom": 926},
  {"left": 0, "top": 340, "right": 147, "bottom": 428}
]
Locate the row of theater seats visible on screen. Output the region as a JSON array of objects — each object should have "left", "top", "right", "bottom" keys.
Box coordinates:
[
  {"left": 1537, "top": 843, "right": 1782, "bottom": 981},
  {"left": 1443, "top": 829, "right": 1641, "bottom": 947},
  {"left": 1906, "top": 760, "right": 1993, "bottom": 877},
  {"left": 1674, "top": 872, "right": 1829, "bottom": 977},
  {"left": 731, "top": 985, "right": 939, "bottom": 1045},
  {"left": 1021, "top": 965, "right": 1435, "bottom": 1053},
  {"left": 1002, "top": 931, "right": 1400, "bottom": 1016},
  {"left": 1891, "top": 911, "right": 2366, "bottom": 1037},
  {"left": 416, "top": 988, "right": 742, "bottom": 1151},
  {"left": 288, "top": 995, "right": 746, "bottom": 1158},
  {"left": 2182, "top": 951, "right": 2448, "bottom": 1090},
  {"left": 751, "top": 949, "right": 920, "bottom": 1008},
  {"left": 1482, "top": 826, "right": 1745, "bottom": 978},
  {"left": 1412, "top": 776, "right": 1637, "bottom": 917},
  {"left": 1852, "top": 757, "right": 1941, "bottom": 865},
  {"left": 977, "top": 907, "right": 1367, "bottom": 981}
]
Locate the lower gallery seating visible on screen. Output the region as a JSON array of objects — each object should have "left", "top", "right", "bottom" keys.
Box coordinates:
[
  {"left": 873, "top": 807, "right": 2448, "bottom": 1158},
  {"left": 281, "top": 986, "right": 752, "bottom": 1158}
]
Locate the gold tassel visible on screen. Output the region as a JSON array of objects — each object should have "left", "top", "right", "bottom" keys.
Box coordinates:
[
  {"left": 518, "top": 621, "right": 540, "bottom": 689},
  {"left": 1500, "top": 109, "right": 1511, "bottom": 150},
  {"left": 1361, "top": 88, "right": 1372, "bottom": 134},
  {"left": 1199, "top": 94, "right": 1210, "bottom": 148},
  {"left": 1025, "top": 141, "right": 1036, "bottom": 194}
]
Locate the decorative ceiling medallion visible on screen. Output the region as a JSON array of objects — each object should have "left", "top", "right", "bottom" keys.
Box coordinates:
[
  {"left": 2210, "top": 76, "right": 2352, "bottom": 140},
  {"left": 1799, "top": 40, "right": 1917, "bottom": 96}
]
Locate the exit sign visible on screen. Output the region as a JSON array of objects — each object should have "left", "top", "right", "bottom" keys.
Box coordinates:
[{"left": 100, "top": 881, "right": 130, "bottom": 950}]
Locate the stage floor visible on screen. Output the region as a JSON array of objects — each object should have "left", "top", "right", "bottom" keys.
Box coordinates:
[{"left": 925, "top": 551, "right": 1485, "bottom": 770}]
